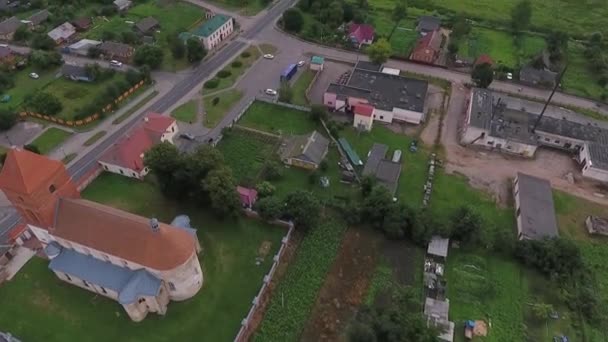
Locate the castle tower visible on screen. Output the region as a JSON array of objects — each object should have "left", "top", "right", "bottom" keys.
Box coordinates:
[{"left": 0, "top": 148, "right": 79, "bottom": 229}]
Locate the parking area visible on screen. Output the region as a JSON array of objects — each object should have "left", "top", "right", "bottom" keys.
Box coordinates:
[
  {"left": 307, "top": 60, "right": 353, "bottom": 104},
  {"left": 0, "top": 121, "right": 45, "bottom": 147}
]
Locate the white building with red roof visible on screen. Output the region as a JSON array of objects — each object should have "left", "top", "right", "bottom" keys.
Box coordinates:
[
  {"left": 353, "top": 103, "right": 375, "bottom": 131},
  {"left": 99, "top": 113, "right": 178, "bottom": 180},
  {"left": 0, "top": 148, "right": 202, "bottom": 322}
]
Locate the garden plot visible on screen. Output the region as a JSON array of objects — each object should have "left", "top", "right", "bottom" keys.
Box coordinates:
[{"left": 218, "top": 127, "right": 279, "bottom": 182}]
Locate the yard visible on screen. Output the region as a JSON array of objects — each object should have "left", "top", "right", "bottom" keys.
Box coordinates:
[
  {"left": 171, "top": 100, "right": 198, "bottom": 123},
  {"left": 0, "top": 173, "right": 286, "bottom": 342},
  {"left": 85, "top": 1, "right": 206, "bottom": 71},
  {"left": 0, "top": 67, "right": 58, "bottom": 112},
  {"left": 29, "top": 127, "right": 72, "bottom": 155},
  {"left": 238, "top": 101, "right": 316, "bottom": 135},
  {"left": 291, "top": 69, "right": 316, "bottom": 106},
  {"left": 218, "top": 127, "right": 279, "bottom": 182},
  {"left": 203, "top": 89, "right": 243, "bottom": 128}
]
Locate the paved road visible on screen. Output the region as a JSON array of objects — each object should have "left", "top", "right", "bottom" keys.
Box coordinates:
[{"left": 0, "top": 0, "right": 298, "bottom": 242}]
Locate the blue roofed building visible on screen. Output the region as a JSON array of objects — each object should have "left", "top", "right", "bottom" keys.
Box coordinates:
[{"left": 180, "top": 14, "right": 234, "bottom": 51}]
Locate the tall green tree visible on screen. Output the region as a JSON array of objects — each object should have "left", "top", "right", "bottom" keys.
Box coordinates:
[
  {"left": 203, "top": 167, "right": 240, "bottom": 217},
  {"left": 511, "top": 0, "right": 532, "bottom": 33},
  {"left": 366, "top": 38, "right": 392, "bottom": 64},
  {"left": 255, "top": 196, "right": 284, "bottom": 221},
  {"left": 284, "top": 190, "right": 321, "bottom": 230},
  {"left": 471, "top": 62, "right": 494, "bottom": 88},
  {"left": 134, "top": 45, "right": 164, "bottom": 69},
  {"left": 144, "top": 142, "right": 183, "bottom": 195},
  {"left": 283, "top": 8, "right": 304, "bottom": 33},
  {"left": 24, "top": 92, "right": 62, "bottom": 116},
  {"left": 450, "top": 205, "right": 485, "bottom": 246},
  {"left": 0, "top": 109, "right": 17, "bottom": 131},
  {"left": 186, "top": 38, "right": 206, "bottom": 62}
]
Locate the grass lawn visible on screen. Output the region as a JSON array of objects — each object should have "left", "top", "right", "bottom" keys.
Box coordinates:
[
  {"left": 62, "top": 152, "right": 77, "bottom": 164},
  {"left": 238, "top": 101, "right": 316, "bottom": 135},
  {"left": 389, "top": 19, "right": 419, "bottom": 57},
  {"left": 171, "top": 100, "right": 198, "bottom": 123},
  {"left": 0, "top": 67, "right": 57, "bottom": 112},
  {"left": 204, "top": 46, "right": 261, "bottom": 93},
  {"left": 0, "top": 173, "right": 286, "bottom": 342},
  {"left": 203, "top": 89, "right": 243, "bottom": 128},
  {"left": 291, "top": 69, "right": 316, "bottom": 106},
  {"left": 218, "top": 128, "right": 279, "bottom": 182},
  {"left": 44, "top": 75, "right": 121, "bottom": 121},
  {"left": 457, "top": 27, "right": 545, "bottom": 68},
  {"left": 86, "top": 1, "right": 205, "bottom": 71},
  {"left": 84, "top": 131, "right": 107, "bottom": 146},
  {"left": 29, "top": 127, "right": 71, "bottom": 155},
  {"left": 562, "top": 44, "right": 606, "bottom": 100}
]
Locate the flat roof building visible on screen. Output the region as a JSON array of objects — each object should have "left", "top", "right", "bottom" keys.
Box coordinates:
[{"left": 513, "top": 173, "right": 559, "bottom": 240}]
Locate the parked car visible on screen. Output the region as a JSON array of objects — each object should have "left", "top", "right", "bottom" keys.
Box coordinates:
[
  {"left": 110, "top": 60, "right": 123, "bottom": 68},
  {"left": 265, "top": 88, "right": 277, "bottom": 96},
  {"left": 297, "top": 60, "right": 305, "bottom": 67},
  {"left": 506, "top": 72, "right": 513, "bottom": 80},
  {"left": 179, "top": 133, "right": 195, "bottom": 140},
  {"left": 29, "top": 72, "right": 39, "bottom": 79},
  {"left": 263, "top": 54, "right": 274, "bottom": 59}
]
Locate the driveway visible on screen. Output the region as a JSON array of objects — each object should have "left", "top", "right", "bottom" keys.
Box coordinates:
[
  {"left": 308, "top": 60, "right": 352, "bottom": 104},
  {"left": 0, "top": 121, "right": 44, "bottom": 147}
]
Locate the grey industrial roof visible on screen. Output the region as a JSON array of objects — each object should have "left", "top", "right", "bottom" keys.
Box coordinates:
[
  {"left": 49, "top": 247, "right": 161, "bottom": 304},
  {"left": 99, "top": 41, "right": 133, "bottom": 56},
  {"left": 281, "top": 131, "right": 329, "bottom": 165},
  {"left": 376, "top": 160, "right": 401, "bottom": 194},
  {"left": 515, "top": 172, "right": 559, "bottom": 240},
  {"left": 363, "top": 143, "right": 388, "bottom": 176},
  {"left": 327, "top": 63, "right": 428, "bottom": 113},
  {"left": 0, "top": 17, "right": 22, "bottom": 35},
  {"left": 427, "top": 236, "right": 449, "bottom": 258},
  {"left": 424, "top": 297, "right": 449, "bottom": 321},
  {"left": 469, "top": 88, "right": 494, "bottom": 130},
  {"left": 136, "top": 17, "right": 159, "bottom": 33},
  {"left": 519, "top": 65, "right": 557, "bottom": 86},
  {"left": 355, "top": 60, "right": 382, "bottom": 72},
  {"left": 417, "top": 16, "right": 441, "bottom": 32},
  {"left": 68, "top": 39, "right": 101, "bottom": 50},
  {"left": 587, "top": 142, "right": 608, "bottom": 171},
  {"left": 48, "top": 22, "right": 76, "bottom": 41},
  {"left": 27, "top": 9, "right": 49, "bottom": 25}
]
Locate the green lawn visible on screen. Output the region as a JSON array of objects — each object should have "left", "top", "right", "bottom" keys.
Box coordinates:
[
  {"left": 389, "top": 19, "right": 419, "bottom": 57},
  {"left": 457, "top": 27, "right": 545, "bottom": 68},
  {"left": 0, "top": 173, "right": 285, "bottom": 342},
  {"left": 238, "top": 101, "right": 316, "bottom": 135},
  {"left": 218, "top": 128, "right": 279, "bottom": 182},
  {"left": 83, "top": 131, "right": 107, "bottom": 147},
  {"left": 44, "top": 75, "right": 121, "bottom": 121},
  {"left": 0, "top": 67, "right": 57, "bottom": 112},
  {"left": 171, "top": 100, "right": 198, "bottom": 123},
  {"left": 291, "top": 70, "right": 316, "bottom": 106},
  {"left": 204, "top": 0, "right": 268, "bottom": 16},
  {"left": 203, "top": 89, "right": 243, "bottom": 128},
  {"left": 86, "top": 2, "right": 205, "bottom": 71},
  {"left": 204, "top": 46, "right": 262, "bottom": 93},
  {"left": 29, "top": 127, "right": 71, "bottom": 155},
  {"left": 562, "top": 44, "right": 606, "bottom": 100}
]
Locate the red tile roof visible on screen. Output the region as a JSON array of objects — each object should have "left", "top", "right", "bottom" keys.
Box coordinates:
[
  {"left": 53, "top": 198, "right": 197, "bottom": 271},
  {"left": 143, "top": 113, "right": 174, "bottom": 134},
  {"left": 475, "top": 54, "right": 494, "bottom": 66},
  {"left": 410, "top": 29, "right": 442, "bottom": 64},
  {"left": 0, "top": 148, "right": 64, "bottom": 194},
  {"left": 348, "top": 24, "right": 374, "bottom": 44},
  {"left": 237, "top": 186, "right": 257, "bottom": 207},
  {"left": 354, "top": 103, "right": 374, "bottom": 117}
]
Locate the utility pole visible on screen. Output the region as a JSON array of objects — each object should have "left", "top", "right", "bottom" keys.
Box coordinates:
[{"left": 531, "top": 63, "right": 568, "bottom": 133}]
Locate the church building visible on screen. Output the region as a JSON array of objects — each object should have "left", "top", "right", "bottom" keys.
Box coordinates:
[{"left": 0, "top": 148, "right": 203, "bottom": 322}]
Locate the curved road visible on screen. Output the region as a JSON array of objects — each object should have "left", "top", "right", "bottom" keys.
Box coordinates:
[{"left": 0, "top": 0, "right": 297, "bottom": 242}]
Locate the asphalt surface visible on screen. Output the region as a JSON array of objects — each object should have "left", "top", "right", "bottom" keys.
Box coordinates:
[{"left": 0, "top": 0, "right": 297, "bottom": 243}]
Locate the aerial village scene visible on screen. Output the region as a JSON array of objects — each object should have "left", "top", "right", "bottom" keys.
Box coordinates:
[{"left": 0, "top": 0, "right": 608, "bottom": 341}]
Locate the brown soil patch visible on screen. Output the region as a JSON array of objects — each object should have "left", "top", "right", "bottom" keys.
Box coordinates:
[
  {"left": 474, "top": 320, "right": 488, "bottom": 336},
  {"left": 300, "top": 228, "right": 381, "bottom": 342},
  {"left": 258, "top": 240, "right": 272, "bottom": 257}
]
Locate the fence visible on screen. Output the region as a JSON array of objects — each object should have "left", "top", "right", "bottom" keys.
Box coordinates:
[
  {"left": 233, "top": 213, "right": 295, "bottom": 342},
  {"left": 19, "top": 80, "right": 146, "bottom": 127}
]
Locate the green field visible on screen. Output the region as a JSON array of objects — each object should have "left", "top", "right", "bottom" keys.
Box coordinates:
[
  {"left": 86, "top": 2, "right": 205, "bottom": 71},
  {"left": 29, "top": 127, "right": 71, "bottom": 155},
  {"left": 203, "top": 89, "right": 243, "bottom": 128},
  {"left": 291, "top": 69, "right": 316, "bottom": 106},
  {"left": 0, "top": 173, "right": 286, "bottom": 342},
  {"left": 238, "top": 101, "right": 316, "bottom": 135},
  {"left": 171, "top": 100, "right": 198, "bottom": 123},
  {"left": 218, "top": 128, "right": 279, "bottom": 182},
  {"left": 562, "top": 45, "right": 606, "bottom": 100},
  {"left": 0, "top": 67, "right": 57, "bottom": 112},
  {"left": 45, "top": 75, "right": 121, "bottom": 121}
]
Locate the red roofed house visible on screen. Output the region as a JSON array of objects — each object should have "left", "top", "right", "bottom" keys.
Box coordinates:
[
  {"left": 99, "top": 113, "right": 178, "bottom": 180},
  {"left": 348, "top": 23, "right": 374, "bottom": 48},
  {"left": 410, "top": 29, "right": 444, "bottom": 65},
  {"left": 237, "top": 186, "right": 258, "bottom": 209},
  {"left": 353, "top": 103, "right": 375, "bottom": 131},
  {"left": 474, "top": 54, "right": 494, "bottom": 67},
  {"left": 0, "top": 148, "right": 203, "bottom": 321}
]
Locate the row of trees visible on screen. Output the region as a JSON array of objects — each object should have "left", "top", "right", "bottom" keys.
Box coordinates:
[
  {"left": 167, "top": 33, "right": 207, "bottom": 63},
  {"left": 144, "top": 143, "right": 242, "bottom": 217}
]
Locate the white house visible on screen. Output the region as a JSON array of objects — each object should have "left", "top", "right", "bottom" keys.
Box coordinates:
[
  {"left": 99, "top": 113, "right": 178, "bottom": 180},
  {"left": 578, "top": 142, "right": 608, "bottom": 182},
  {"left": 183, "top": 14, "right": 233, "bottom": 51},
  {"left": 0, "top": 149, "right": 203, "bottom": 322}
]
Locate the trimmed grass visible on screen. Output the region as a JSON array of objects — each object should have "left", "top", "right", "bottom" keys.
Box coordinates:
[
  {"left": 258, "top": 44, "right": 277, "bottom": 55},
  {"left": 83, "top": 131, "right": 107, "bottom": 147},
  {"left": 562, "top": 44, "right": 606, "bottom": 100},
  {"left": 238, "top": 101, "right": 316, "bottom": 135},
  {"left": 44, "top": 75, "right": 121, "bottom": 121},
  {"left": 0, "top": 173, "right": 285, "bottom": 341},
  {"left": 218, "top": 129, "right": 278, "bottom": 182},
  {"left": 29, "top": 127, "right": 71, "bottom": 155},
  {"left": 203, "top": 89, "right": 243, "bottom": 128},
  {"left": 204, "top": 46, "right": 261, "bottom": 93},
  {"left": 171, "top": 100, "right": 198, "bottom": 123},
  {"left": 62, "top": 153, "right": 77, "bottom": 164},
  {"left": 112, "top": 90, "right": 158, "bottom": 125},
  {"left": 291, "top": 69, "right": 316, "bottom": 106},
  {"left": 0, "top": 67, "right": 57, "bottom": 112},
  {"left": 389, "top": 19, "right": 419, "bottom": 57},
  {"left": 86, "top": 2, "right": 205, "bottom": 71}
]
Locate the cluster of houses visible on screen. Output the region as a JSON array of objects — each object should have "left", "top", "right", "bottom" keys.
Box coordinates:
[{"left": 462, "top": 88, "right": 608, "bottom": 183}]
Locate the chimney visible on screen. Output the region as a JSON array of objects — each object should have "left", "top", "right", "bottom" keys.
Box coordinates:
[{"left": 149, "top": 218, "right": 160, "bottom": 232}]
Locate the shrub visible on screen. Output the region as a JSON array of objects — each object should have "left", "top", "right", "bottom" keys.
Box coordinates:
[
  {"left": 231, "top": 60, "right": 243, "bottom": 68},
  {"left": 204, "top": 78, "right": 219, "bottom": 89},
  {"left": 212, "top": 97, "right": 220, "bottom": 106},
  {"left": 240, "top": 51, "right": 251, "bottom": 58},
  {"left": 217, "top": 70, "right": 232, "bottom": 78}
]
